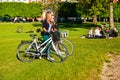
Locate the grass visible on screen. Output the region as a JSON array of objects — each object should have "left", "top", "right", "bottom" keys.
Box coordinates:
[{"left": 0, "top": 22, "right": 120, "bottom": 80}]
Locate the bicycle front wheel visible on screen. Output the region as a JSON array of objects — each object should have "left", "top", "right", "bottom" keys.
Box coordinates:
[
  {"left": 60, "top": 38, "right": 74, "bottom": 56},
  {"left": 16, "top": 41, "right": 36, "bottom": 62},
  {"left": 47, "top": 42, "right": 68, "bottom": 63}
]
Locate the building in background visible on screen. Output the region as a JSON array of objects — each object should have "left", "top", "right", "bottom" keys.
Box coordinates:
[
  {"left": 0, "top": 0, "right": 27, "bottom": 3},
  {"left": 0, "top": 0, "right": 66, "bottom": 3}
]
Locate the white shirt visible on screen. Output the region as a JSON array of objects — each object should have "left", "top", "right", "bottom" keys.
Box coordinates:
[
  {"left": 88, "top": 29, "right": 93, "bottom": 35},
  {"left": 48, "top": 23, "right": 52, "bottom": 32},
  {"left": 94, "top": 29, "right": 101, "bottom": 36}
]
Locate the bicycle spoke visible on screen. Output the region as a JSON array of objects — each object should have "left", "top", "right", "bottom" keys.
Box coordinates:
[
  {"left": 60, "top": 38, "right": 74, "bottom": 56},
  {"left": 47, "top": 43, "right": 68, "bottom": 63},
  {"left": 16, "top": 42, "right": 36, "bottom": 62}
]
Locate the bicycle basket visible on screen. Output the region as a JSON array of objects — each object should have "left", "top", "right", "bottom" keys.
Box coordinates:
[{"left": 60, "top": 30, "right": 69, "bottom": 38}]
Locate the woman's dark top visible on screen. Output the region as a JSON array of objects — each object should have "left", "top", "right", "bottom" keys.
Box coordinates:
[{"left": 41, "top": 20, "right": 49, "bottom": 30}]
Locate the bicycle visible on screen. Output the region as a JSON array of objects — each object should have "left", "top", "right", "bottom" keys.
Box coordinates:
[
  {"left": 60, "top": 30, "right": 74, "bottom": 56},
  {"left": 16, "top": 34, "right": 68, "bottom": 63}
]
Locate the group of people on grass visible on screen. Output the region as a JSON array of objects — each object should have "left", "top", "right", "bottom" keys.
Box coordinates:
[{"left": 87, "top": 24, "right": 119, "bottom": 39}]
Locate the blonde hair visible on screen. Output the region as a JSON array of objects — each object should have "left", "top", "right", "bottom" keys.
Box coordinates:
[{"left": 46, "top": 11, "right": 52, "bottom": 20}]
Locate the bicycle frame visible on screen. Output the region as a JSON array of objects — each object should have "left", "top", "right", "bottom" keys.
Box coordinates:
[
  {"left": 39, "top": 37, "right": 59, "bottom": 55},
  {"left": 26, "top": 36, "right": 58, "bottom": 56}
]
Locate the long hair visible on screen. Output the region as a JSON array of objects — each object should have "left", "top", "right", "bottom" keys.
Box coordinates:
[{"left": 46, "top": 11, "right": 52, "bottom": 22}]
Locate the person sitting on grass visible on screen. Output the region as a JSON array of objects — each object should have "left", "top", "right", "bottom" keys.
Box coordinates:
[
  {"left": 94, "top": 27, "right": 101, "bottom": 38},
  {"left": 113, "top": 27, "right": 119, "bottom": 37},
  {"left": 99, "top": 27, "right": 106, "bottom": 38},
  {"left": 88, "top": 27, "right": 94, "bottom": 38},
  {"left": 109, "top": 27, "right": 118, "bottom": 37}
]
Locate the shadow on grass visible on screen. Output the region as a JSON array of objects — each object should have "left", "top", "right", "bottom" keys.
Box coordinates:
[
  {"left": 32, "top": 23, "right": 42, "bottom": 27},
  {"left": 58, "top": 22, "right": 98, "bottom": 31},
  {"left": 32, "top": 22, "right": 98, "bottom": 31}
]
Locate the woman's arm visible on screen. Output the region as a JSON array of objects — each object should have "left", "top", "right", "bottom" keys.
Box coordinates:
[{"left": 43, "top": 27, "right": 48, "bottom": 32}]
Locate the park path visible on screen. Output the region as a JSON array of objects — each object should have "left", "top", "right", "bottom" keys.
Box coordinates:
[{"left": 100, "top": 52, "right": 120, "bottom": 80}]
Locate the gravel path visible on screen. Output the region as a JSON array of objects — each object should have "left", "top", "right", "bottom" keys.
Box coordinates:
[{"left": 100, "top": 52, "right": 120, "bottom": 80}]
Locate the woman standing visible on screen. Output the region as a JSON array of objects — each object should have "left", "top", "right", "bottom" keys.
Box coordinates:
[
  {"left": 40, "top": 11, "right": 55, "bottom": 60},
  {"left": 41, "top": 11, "right": 53, "bottom": 41}
]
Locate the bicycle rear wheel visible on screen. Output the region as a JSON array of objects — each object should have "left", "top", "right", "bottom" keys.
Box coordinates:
[
  {"left": 16, "top": 41, "right": 36, "bottom": 62},
  {"left": 60, "top": 38, "right": 74, "bottom": 56},
  {"left": 47, "top": 42, "right": 68, "bottom": 63}
]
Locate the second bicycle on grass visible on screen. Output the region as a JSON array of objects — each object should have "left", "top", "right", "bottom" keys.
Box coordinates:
[{"left": 60, "top": 30, "right": 74, "bottom": 56}]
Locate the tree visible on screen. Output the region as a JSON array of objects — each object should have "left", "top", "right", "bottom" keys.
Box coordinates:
[
  {"left": 109, "top": 0, "right": 119, "bottom": 29},
  {"left": 89, "top": 2, "right": 105, "bottom": 24},
  {"left": 27, "top": 3, "right": 42, "bottom": 22},
  {"left": 76, "top": 0, "right": 109, "bottom": 24},
  {"left": 0, "top": 2, "right": 42, "bottom": 22},
  {"left": 110, "top": 0, "right": 115, "bottom": 29},
  {"left": 76, "top": 0, "right": 91, "bottom": 22},
  {"left": 99, "top": 0, "right": 109, "bottom": 22},
  {"left": 114, "top": 1, "right": 120, "bottom": 22},
  {"left": 58, "top": 2, "right": 77, "bottom": 17}
]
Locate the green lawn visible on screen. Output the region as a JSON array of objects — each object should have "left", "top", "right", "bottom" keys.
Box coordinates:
[{"left": 0, "top": 22, "right": 120, "bottom": 80}]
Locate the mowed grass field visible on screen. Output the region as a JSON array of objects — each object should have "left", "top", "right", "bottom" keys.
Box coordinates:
[{"left": 0, "top": 22, "right": 120, "bottom": 80}]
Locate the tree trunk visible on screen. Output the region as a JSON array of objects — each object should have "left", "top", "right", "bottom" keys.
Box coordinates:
[
  {"left": 93, "top": 15, "right": 97, "bottom": 24},
  {"left": 110, "top": 1, "right": 114, "bottom": 29}
]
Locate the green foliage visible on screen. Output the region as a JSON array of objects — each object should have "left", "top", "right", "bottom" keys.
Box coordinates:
[
  {"left": 0, "top": 23, "right": 120, "bottom": 80},
  {"left": 0, "top": 2, "right": 42, "bottom": 17},
  {"left": 76, "top": 0, "right": 109, "bottom": 17},
  {"left": 100, "top": 0, "right": 110, "bottom": 17},
  {"left": 114, "top": 2, "right": 120, "bottom": 18},
  {"left": 27, "top": 3, "right": 42, "bottom": 18},
  {"left": 76, "top": 0, "right": 91, "bottom": 17},
  {"left": 89, "top": 3, "right": 105, "bottom": 16},
  {"left": 58, "top": 2, "right": 77, "bottom": 17}
]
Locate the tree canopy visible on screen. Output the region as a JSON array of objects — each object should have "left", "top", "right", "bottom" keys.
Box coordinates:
[
  {"left": 58, "top": 2, "right": 77, "bottom": 17},
  {"left": 0, "top": 2, "right": 42, "bottom": 18},
  {"left": 0, "top": 1, "right": 120, "bottom": 24},
  {"left": 114, "top": 2, "right": 120, "bottom": 18},
  {"left": 76, "top": 0, "right": 111, "bottom": 24}
]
